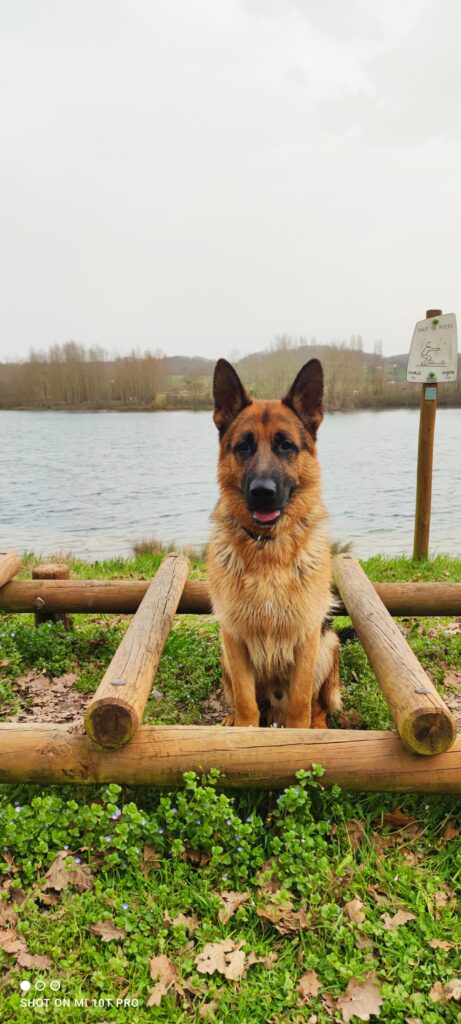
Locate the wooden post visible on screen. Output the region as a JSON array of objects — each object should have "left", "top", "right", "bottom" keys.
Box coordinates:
[
  {"left": 0, "top": 551, "right": 22, "bottom": 588},
  {"left": 413, "top": 308, "right": 441, "bottom": 559},
  {"left": 1, "top": 722, "right": 461, "bottom": 791},
  {"left": 0, "top": 578, "right": 460, "bottom": 617},
  {"left": 84, "top": 553, "right": 190, "bottom": 748},
  {"left": 333, "top": 553, "right": 457, "bottom": 755},
  {"left": 31, "top": 563, "right": 71, "bottom": 629}
]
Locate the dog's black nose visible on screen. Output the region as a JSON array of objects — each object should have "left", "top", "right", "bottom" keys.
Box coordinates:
[{"left": 249, "top": 478, "right": 277, "bottom": 503}]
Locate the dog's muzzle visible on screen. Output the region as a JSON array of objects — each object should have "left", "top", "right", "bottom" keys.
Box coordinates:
[{"left": 245, "top": 476, "right": 283, "bottom": 525}]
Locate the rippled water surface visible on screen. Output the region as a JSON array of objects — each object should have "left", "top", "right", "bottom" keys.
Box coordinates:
[{"left": 1, "top": 408, "right": 459, "bottom": 559}]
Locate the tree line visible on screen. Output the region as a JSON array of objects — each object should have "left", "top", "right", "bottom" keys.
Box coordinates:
[
  {"left": 0, "top": 342, "right": 165, "bottom": 410},
  {"left": 0, "top": 337, "right": 459, "bottom": 410}
]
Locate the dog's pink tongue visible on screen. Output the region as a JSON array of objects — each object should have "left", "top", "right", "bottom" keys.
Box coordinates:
[{"left": 253, "top": 510, "right": 280, "bottom": 523}]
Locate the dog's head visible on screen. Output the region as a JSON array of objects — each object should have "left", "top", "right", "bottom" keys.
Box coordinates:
[{"left": 212, "top": 358, "right": 324, "bottom": 533}]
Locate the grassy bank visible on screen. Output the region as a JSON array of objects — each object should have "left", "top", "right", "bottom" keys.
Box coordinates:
[{"left": 0, "top": 552, "right": 460, "bottom": 1022}]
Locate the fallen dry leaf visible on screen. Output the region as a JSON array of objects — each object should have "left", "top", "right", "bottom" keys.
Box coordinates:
[
  {"left": 245, "top": 950, "right": 278, "bottom": 973},
  {"left": 442, "top": 820, "right": 460, "bottom": 841},
  {"left": 195, "top": 939, "right": 246, "bottom": 981},
  {"left": 297, "top": 969, "right": 321, "bottom": 1001},
  {"left": 43, "top": 851, "right": 93, "bottom": 894},
  {"left": 199, "top": 1001, "right": 219, "bottom": 1019},
  {"left": 428, "top": 978, "right": 461, "bottom": 1003},
  {"left": 429, "top": 982, "right": 445, "bottom": 1003},
  {"left": 366, "top": 884, "right": 389, "bottom": 908},
  {"left": 430, "top": 886, "right": 457, "bottom": 917},
  {"left": 401, "top": 849, "right": 420, "bottom": 867},
  {"left": 9, "top": 888, "right": 26, "bottom": 907},
  {"left": 217, "top": 890, "right": 250, "bottom": 925},
  {"left": 377, "top": 809, "right": 417, "bottom": 829},
  {"left": 0, "top": 929, "right": 26, "bottom": 955},
  {"left": 336, "top": 975, "right": 383, "bottom": 1022},
  {"left": 428, "top": 938, "right": 455, "bottom": 950},
  {"left": 345, "top": 819, "right": 367, "bottom": 852},
  {"left": 0, "top": 903, "right": 17, "bottom": 929},
  {"left": 2, "top": 852, "right": 19, "bottom": 875},
  {"left": 89, "top": 920, "right": 127, "bottom": 942},
  {"left": 381, "top": 910, "right": 416, "bottom": 930},
  {"left": 442, "top": 620, "right": 461, "bottom": 635},
  {"left": 256, "top": 891, "right": 310, "bottom": 935},
  {"left": 17, "top": 951, "right": 52, "bottom": 970},
  {"left": 147, "top": 955, "right": 178, "bottom": 1007},
  {"left": 36, "top": 890, "right": 60, "bottom": 907},
  {"left": 164, "top": 910, "right": 199, "bottom": 934},
  {"left": 140, "top": 845, "right": 161, "bottom": 877},
  {"left": 445, "top": 979, "right": 461, "bottom": 1001},
  {"left": 345, "top": 898, "right": 365, "bottom": 925},
  {"left": 182, "top": 849, "right": 211, "bottom": 868},
  {"left": 256, "top": 860, "right": 280, "bottom": 894},
  {"left": 338, "top": 709, "right": 364, "bottom": 728}
]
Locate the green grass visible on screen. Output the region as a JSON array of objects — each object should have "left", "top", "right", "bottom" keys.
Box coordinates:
[{"left": 0, "top": 553, "right": 460, "bottom": 1022}]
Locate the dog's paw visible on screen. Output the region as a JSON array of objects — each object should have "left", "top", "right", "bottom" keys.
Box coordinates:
[
  {"left": 221, "top": 713, "right": 236, "bottom": 727},
  {"left": 311, "top": 711, "right": 329, "bottom": 729},
  {"left": 222, "top": 712, "right": 261, "bottom": 727},
  {"left": 265, "top": 707, "right": 287, "bottom": 728}
]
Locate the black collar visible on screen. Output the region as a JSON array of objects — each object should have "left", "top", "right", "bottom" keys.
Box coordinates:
[{"left": 237, "top": 521, "right": 276, "bottom": 543}]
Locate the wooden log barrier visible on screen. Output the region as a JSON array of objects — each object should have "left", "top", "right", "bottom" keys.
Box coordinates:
[
  {"left": 333, "top": 553, "right": 457, "bottom": 756},
  {"left": 0, "top": 723, "right": 461, "bottom": 791},
  {"left": 0, "top": 578, "right": 460, "bottom": 617},
  {"left": 32, "top": 563, "right": 71, "bottom": 629},
  {"left": 84, "top": 553, "right": 190, "bottom": 749},
  {"left": 0, "top": 551, "right": 22, "bottom": 589}
]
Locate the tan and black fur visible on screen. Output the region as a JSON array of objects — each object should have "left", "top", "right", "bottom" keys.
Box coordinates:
[{"left": 206, "top": 358, "right": 341, "bottom": 728}]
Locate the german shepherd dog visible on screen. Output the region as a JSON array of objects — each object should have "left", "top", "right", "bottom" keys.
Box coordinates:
[{"left": 206, "top": 358, "right": 341, "bottom": 729}]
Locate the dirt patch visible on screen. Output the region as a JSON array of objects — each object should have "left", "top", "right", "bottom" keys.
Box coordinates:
[
  {"left": 442, "top": 671, "right": 461, "bottom": 728},
  {"left": 199, "top": 690, "right": 227, "bottom": 725},
  {"left": 10, "top": 671, "right": 91, "bottom": 725}
]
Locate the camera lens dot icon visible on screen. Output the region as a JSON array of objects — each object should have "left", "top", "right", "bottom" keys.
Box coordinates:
[
  {"left": 35, "top": 980, "right": 46, "bottom": 991},
  {"left": 20, "top": 980, "right": 31, "bottom": 992},
  {"left": 50, "top": 980, "right": 61, "bottom": 992}
]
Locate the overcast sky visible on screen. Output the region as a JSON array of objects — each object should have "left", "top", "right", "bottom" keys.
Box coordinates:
[{"left": 1, "top": 0, "right": 460, "bottom": 361}]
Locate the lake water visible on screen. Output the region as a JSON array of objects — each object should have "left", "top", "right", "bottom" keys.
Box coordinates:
[{"left": 0, "top": 408, "right": 459, "bottom": 560}]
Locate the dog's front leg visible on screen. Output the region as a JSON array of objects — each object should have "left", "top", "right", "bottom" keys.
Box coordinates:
[
  {"left": 221, "top": 628, "right": 259, "bottom": 727},
  {"left": 285, "top": 630, "right": 320, "bottom": 728}
]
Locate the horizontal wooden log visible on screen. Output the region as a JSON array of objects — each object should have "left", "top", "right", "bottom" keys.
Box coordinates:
[
  {"left": 0, "top": 551, "right": 22, "bottom": 589},
  {"left": 0, "top": 578, "right": 460, "bottom": 617},
  {"left": 84, "top": 553, "right": 190, "bottom": 748},
  {"left": 333, "top": 554, "right": 457, "bottom": 756},
  {"left": 0, "top": 578, "right": 211, "bottom": 614},
  {"left": 373, "top": 582, "right": 461, "bottom": 617},
  {"left": 1, "top": 723, "right": 461, "bottom": 790}
]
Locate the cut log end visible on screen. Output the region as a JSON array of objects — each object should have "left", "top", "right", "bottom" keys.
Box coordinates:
[
  {"left": 84, "top": 703, "right": 137, "bottom": 749},
  {"left": 32, "top": 563, "right": 70, "bottom": 580},
  {"left": 401, "top": 708, "right": 457, "bottom": 756}
]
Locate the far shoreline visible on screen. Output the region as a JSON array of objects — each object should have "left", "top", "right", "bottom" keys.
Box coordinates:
[{"left": 0, "top": 401, "right": 460, "bottom": 413}]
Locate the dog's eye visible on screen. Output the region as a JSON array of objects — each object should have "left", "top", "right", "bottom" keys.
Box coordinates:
[
  {"left": 235, "top": 439, "right": 252, "bottom": 455},
  {"left": 278, "top": 439, "right": 296, "bottom": 453}
]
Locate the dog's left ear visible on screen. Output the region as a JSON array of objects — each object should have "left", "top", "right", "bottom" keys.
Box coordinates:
[
  {"left": 213, "top": 359, "right": 252, "bottom": 436},
  {"left": 282, "top": 359, "right": 324, "bottom": 438}
]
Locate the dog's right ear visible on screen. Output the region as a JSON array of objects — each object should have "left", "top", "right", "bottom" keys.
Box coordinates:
[{"left": 213, "top": 359, "right": 252, "bottom": 436}]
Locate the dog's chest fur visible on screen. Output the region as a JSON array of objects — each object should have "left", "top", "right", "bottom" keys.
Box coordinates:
[{"left": 208, "top": 516, "right": 332, "bottom": 679}]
